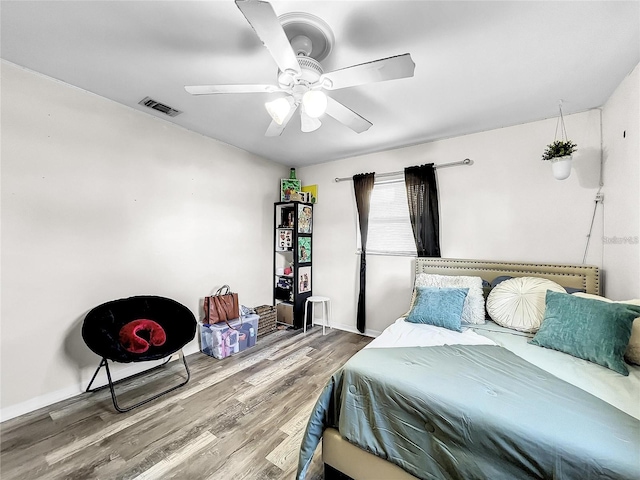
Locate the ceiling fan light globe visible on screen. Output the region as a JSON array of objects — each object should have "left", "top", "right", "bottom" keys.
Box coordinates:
[
  {"left": 302, "top": 90, "right": 328, "bottom": 118},
  {"left": 301, "top": 109, "right": 322, "bottom": 133},
  {"left": 265, "top": 97, "right": 292, "bottom": 125}
]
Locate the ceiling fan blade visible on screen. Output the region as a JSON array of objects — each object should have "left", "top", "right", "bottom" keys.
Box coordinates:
[
  {"left": 235, "top": 0, "right": 301, "bottom": 76},
  {"left": 265, "top": 103, "right": 298, "bottom": 137},
  {"left": 185, "top": 84, "right": 281, "bottom": 95},
  {"left": 325, "top": 97, "right": 372, "bottom": 134},
  {"left": 321, "top": 53, "right": 415, "bottom": 91}
]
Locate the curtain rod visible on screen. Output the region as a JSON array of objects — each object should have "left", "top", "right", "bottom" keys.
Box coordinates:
[{"left": 333, "top": 158, "right": 473, "bottom": 182}]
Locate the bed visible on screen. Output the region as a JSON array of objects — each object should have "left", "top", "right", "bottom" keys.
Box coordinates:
[{"left": 296, "top": 258, "right": 640, "bottom": 480}]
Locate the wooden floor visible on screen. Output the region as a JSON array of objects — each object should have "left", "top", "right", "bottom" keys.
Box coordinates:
[{"left": 0, "top": 327, "right": 371, "bottom": 480}]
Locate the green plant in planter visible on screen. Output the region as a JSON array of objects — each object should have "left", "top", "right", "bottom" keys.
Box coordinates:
[{"left": 542, "top": 140, "right": 577, "bottom": 161}]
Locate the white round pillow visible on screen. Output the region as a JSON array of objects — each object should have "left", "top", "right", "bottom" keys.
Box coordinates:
[{"left": 486, "top": 277, "right": 566, "bottom": 333}]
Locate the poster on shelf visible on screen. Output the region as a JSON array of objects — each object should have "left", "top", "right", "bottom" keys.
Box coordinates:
[
  {"left": 281, "top": 179, "right": 302, "bottom": 201},
  {"left": 301, "top": 184, "right": 318, "bottom": 203},
  {"left": 298, "top": 236, "right": 311, "bottom": 262},
  {"left": 298, "top": 266, "right": 311, "bottom": 293},
  {"left": 278, "top": 229, "right": 293, "bottom": 250},
  {"left": 298, "top": 204, "right": 312, "bottom": 233}
]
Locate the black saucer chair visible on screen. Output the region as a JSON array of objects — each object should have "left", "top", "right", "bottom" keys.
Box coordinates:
[{"left": 82, "top": 296, "right": 196, "bottom": 412}]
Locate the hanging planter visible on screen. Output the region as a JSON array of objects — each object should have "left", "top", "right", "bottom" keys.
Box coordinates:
[
  {"left": 542, "top": 103, "right": 577, "bottom": 180},
  {"left": 549, "top": 154, "right": 573, "bottom": 180}
]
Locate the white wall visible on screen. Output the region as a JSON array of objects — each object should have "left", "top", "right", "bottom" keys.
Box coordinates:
[
  {"left": 0, "top": 62, "right": 287, "bottom": 420},
  {"left": 3, "top": 59, "right": 637, "bottom": 421},
  {"left": 601, "top": 64, "right": 640, "bottom": 300},
  {"left": 300, "top": 109, "right": 608, "bottom": 336}
]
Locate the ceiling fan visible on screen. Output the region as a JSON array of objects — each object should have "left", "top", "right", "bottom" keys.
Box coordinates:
[{"left": 185, "top": 0, "right": 415, "bottom": 136}]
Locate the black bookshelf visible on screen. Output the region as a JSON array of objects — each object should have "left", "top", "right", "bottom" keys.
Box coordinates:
[{"left": 273, "top": 201, "right": 313, "bottom": 329}]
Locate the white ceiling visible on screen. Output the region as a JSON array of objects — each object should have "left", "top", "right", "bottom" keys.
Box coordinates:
[{"left": 1, "top": 1, "right": 638, "bottom": 167}]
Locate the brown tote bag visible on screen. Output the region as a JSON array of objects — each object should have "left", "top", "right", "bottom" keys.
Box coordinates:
[{"left": 204, "top": 285, "right": 240, "bottom": 325}]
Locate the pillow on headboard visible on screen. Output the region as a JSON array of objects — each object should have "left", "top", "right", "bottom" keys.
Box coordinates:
[
  {"left": 405, "top": 273, "right": 485, "bottom": 324},
  {"left": 572, "top": 293, "right": 640, "bottom": 366}
]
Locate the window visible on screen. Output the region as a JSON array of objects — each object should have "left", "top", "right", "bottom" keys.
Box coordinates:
[{"left": 358, "top": 176, "right": 417, "bottom": 256}]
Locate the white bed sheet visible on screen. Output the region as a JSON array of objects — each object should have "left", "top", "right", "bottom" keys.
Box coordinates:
[
  {"left": 366, "top": 318, "right": 640, "bottom": 420},
  {"left": 365, "top": 318, "right": 496, "bottom": 349}
]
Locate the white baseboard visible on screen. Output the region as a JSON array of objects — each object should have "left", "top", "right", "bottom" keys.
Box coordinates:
[
  {"left": 328, "top": 323, "right": 382, "bottom": 338},
  {"left": 0, "top": 383, "right": 85, "bottom": 423},
  {"left": 0, "top": 343, "right": 200, "bottom": 423}
]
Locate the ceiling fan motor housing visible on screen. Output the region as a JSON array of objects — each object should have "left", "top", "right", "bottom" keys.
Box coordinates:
[
  {"left": 297, "top": 56, "right": 323, "bottom": 81},
  {"left": 277, "top": 56, "right": 323, "bottom": 89}
]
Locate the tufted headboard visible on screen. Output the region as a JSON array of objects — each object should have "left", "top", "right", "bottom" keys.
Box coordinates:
[{"left": 415, "top": 258, "right": 600, "bottom": 295}]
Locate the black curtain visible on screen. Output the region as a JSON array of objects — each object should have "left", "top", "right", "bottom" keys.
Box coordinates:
[
  {"left": 353, "top": 172, "right": 375, "bottom": 333},
  {"left": 404, "top": 164, "right": 441, "bottom": 257}
]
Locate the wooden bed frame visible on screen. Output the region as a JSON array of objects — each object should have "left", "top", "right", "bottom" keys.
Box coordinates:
[{"left": 322, "top": 258, "right": 600, "bottom": 480}]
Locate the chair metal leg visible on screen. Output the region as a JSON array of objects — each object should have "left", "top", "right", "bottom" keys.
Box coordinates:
[{"left": 85, "top": 350, "right": 190, "bottom": 413}]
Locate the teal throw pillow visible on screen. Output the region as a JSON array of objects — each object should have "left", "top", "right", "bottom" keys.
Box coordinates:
[
  {"left": 406, "top": 287, "right": 469, "bottom": 332},
  {"left": 529, "top": 291, "right": 640, "bottom": 375}
]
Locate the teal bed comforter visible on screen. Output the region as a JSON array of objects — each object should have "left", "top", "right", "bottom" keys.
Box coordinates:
[{"left": 297, "top": 345, "right": 640, "bottom": 480}]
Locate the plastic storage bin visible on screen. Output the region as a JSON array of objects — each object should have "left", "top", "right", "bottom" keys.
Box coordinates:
[{"left": 200, "top": 314, "right": 258, "bottom": 359}]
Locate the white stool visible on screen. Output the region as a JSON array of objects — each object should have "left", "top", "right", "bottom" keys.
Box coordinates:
[{"left": 304, "top": 296, "right": 331, "bottom": 335}]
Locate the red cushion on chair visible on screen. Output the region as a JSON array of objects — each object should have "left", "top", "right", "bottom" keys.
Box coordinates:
[{"left": 119, "top": 319, "right": 167, "bottom": 354}]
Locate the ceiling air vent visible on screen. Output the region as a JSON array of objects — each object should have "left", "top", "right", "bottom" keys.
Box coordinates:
[{"left": 138, "top": 97, "right": 182, "bottom": 117}]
